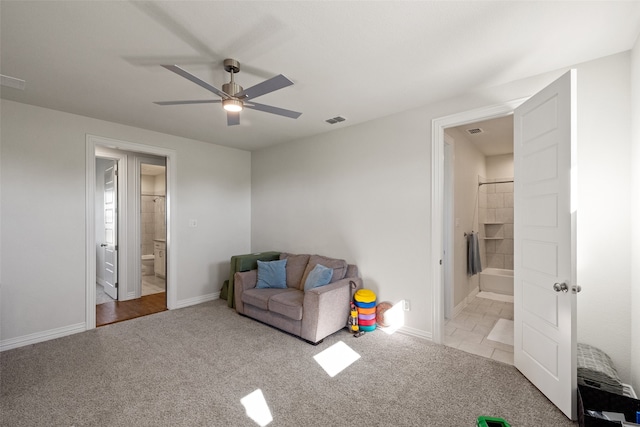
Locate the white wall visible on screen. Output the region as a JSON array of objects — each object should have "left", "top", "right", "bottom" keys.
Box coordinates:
[
  {"left": 572, "top": 53, "right": 632, "bottom": 382},
  {"left": 251, "top": 112, "right": 432, "bottom": 337},
  {"left": 486, "top": 154, "right": 513, "bottom": 179},
  {"left": 445, "top": 127, "right": 486, "bottom": 307},
  {"left": 251, "top": 52, "right": 634, "bottom": 379},
  {"left": 630, "top": 32, "right": 640, "bottom": 393},
  {"left": 0, "top": 100, "right": 251, "bottom": 345},
  {"left": 141, "top": 174, "right": 155, "bottom": 194}
]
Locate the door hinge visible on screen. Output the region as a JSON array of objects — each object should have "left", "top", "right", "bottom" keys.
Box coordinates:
[
  {"left": 115, "top": 282, "right": 119, "bottom": 289},
  {"left": 115, "top": 245, "right": 118, "bottom": 251},
  {"left": 439, "top": 259, "right": 443, "bottom": 265}
]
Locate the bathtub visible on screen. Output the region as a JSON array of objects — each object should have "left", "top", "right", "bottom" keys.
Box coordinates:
[{"left": 479, "top": 268, "right": 514, "bottom": 295}]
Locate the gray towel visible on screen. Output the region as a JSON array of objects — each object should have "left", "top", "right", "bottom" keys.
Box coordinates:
[{"left": 467, "top": 232, "right": 482, "bottom": 276}]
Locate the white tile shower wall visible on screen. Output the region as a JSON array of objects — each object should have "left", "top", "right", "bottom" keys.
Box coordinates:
[
  {"left": 479, "top": 178, "right": 514, "bottom": 270},
  {"left": 154, "top": 196, "right": 166, "bottom": 240},
  {"left": 141, "top": 195, "right": 156, "bottom": 255},
  {"left": 140, "top": 194, "right": 166, "bottom": 256}
]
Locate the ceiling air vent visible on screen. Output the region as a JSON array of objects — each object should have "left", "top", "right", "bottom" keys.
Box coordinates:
[
  {"left": 325, "top": 116, "right": 346, "bottom": 125},
  {"left": 466, "top": 127, "right": 484, "bottom": 135}
]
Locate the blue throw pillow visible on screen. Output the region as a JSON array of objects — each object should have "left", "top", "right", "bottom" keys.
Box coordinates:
[
  {"left": 304, "top": 264, "right": 333, "bottom": 291},
  {"left": 256, "top": 259, "right": 288, "bottom": 289}
]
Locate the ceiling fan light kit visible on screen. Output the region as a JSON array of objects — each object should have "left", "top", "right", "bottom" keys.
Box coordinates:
[
  {"left": 223, "top": 98, "right": 243, "bottom": 112},
  {"left": 155, "top": 58, "right": 301, "bottom": 126}
]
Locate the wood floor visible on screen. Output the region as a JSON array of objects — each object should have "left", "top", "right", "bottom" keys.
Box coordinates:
[{"left": 96, "top": 292, "right": 167, "bottom": 327}]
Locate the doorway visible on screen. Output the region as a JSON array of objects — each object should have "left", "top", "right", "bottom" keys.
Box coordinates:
[
  {"left": 433, "top": 73, "right": 578, "bottom": 420},
  {"left": 86, "top": 134, "right": 177, "bottom": 330},
  {"left": 431, "top": 98, "right": 525, "bottom": 347},
  {"left": 93, "top": 150, "right": 168, "bottom": 326},
  {"left": 442, "top": 115, "right": 515, "bottom": 364},
  {"left": 140, "top": 161, "right": 167, "bottom": 298}
]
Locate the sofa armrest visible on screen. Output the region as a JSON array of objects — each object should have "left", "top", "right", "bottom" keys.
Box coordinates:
[
  {"left": 301, "top": 277, "right": 363, "bottom": 343},
  {"left": 234, "top": 270, "right": 258, "bottom": 314}
]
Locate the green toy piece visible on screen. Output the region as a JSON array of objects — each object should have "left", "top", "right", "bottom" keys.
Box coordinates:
[{"left": 476, "top": 416, "right": 511, "bottom": 427}]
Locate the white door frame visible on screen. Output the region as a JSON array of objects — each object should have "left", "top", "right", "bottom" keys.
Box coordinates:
[
  {"left": 443, "top": 133, "right": 454, "bottom": 320},
  {"left": 85, "top": 134, "right": 178, "bottom": 330},
  {"left": 431, "top": 98, "right": 527, "bottom": 344}
]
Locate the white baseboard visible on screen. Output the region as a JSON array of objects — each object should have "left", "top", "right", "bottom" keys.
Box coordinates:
[
  {"left": 396, "top": 325, "right": 432, "bottom": 341},
  {"left": 469, "top": 286, "right": 479, "bottom": 299},
  {"left": 452, "top": 300, "right": 466, "bottom": 318},
  {"left": 0, "top": 322, "right": 86, "bottom": 352},
  {"left": 452, "top": 286, "right": 480, "bottom": 318},
  {"left": 173, "top": 292, "right": 219, "bottom": 309},
  {"left": 1, "top": 292, "right": 221, "bottom": 352}
]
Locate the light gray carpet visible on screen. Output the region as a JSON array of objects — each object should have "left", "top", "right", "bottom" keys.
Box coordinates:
[{"left": 1, "top": 299, "right": 577, "bottom": 426}]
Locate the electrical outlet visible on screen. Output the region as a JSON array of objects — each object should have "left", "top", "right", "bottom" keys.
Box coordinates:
[{"left": 403, "top": 299, "right": 410, "bottom": 311}]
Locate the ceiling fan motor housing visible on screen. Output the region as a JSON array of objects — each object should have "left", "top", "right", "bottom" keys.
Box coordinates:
[
  {"left": 223, "top": 59, "right": 242, "bottom": 97},
  {"left": 223, "top": 82, "right": 243, "bottom": 97}
]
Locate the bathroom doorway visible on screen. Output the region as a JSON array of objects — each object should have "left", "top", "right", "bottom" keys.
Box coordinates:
[
  {"left": 92, "top": 146, "right": 168, "bottom": 326},
  {"left": 139, "top": 159, "right": 167, "bottom": 299},
  {"left": 87, "top": 134, "right": 177, "bottom": 330},
  {"left": 442, "top": 115, "right": 516, "bottom": 364}
]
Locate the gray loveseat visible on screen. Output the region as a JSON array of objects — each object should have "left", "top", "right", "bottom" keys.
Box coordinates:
[{"left": 234, "top": 253, "right": 362, "bottom": 344}]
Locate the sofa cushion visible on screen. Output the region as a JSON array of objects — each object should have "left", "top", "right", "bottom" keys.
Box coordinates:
[
  {"left": 268, "top": 290, "right": 304, "bottom": 320},
  {"left": 280, "top": 253, "right": 310, "bottom": 288},
  {"left": 303, "top": 264, "right": 333, "bottom": 291},
  {"left": 256, "top": 259, "right": 287, "bottom": 289},
  {"left": 299, "top": 255, "right": 348, "bottom": 290},
  {"left": 242, "top": 288, "right": 295, "bottom": 310}
]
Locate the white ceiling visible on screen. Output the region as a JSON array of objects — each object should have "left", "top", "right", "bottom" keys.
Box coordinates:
[
  {"left": 451, "top": 115, "right": 514, "bottom": 156},
  {"left": 2, "top": 1, "right": 639, "bottom": 151}
]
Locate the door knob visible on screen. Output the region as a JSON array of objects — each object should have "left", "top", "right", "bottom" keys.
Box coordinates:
[
  {"left": 572, "top": 285, "right": 582, "bottom": 293},
  {"left": 100, "top": 243, "right": 107, "bottom": 247},
  {"left": 553, "top": 282, "right": 568, "bottom": 293}
]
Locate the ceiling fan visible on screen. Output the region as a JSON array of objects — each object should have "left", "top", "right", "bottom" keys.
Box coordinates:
[{"left": 154, "top": 59, "right": 302, "bottom": 126}]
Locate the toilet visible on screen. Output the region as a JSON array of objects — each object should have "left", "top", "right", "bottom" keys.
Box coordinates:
[{"left": 141, "top": 254, "right": 155, "bottom": 276}]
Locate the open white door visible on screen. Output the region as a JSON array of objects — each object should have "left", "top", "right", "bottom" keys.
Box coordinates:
[
  {"left": 102, "top": 163, "right": 118, "bottom": 300},
  {"left": 513, "top": 70, "right": 577, "bottom": 419}
]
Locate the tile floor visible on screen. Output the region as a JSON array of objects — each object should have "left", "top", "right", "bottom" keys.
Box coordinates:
[
  {"left": 95, "top": 274, "right": 166, "bottom": 305},
  {"left": 444, "top": 295, "right": 514, "bottom": 365},
  {"left": 142, "top": 274, "right": 165, "bottom": 296}
]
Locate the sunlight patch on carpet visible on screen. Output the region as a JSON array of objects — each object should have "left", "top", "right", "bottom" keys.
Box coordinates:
[
  {"left": 241, "top": 389, "right": 273, "bottom": 426},
  {"left": 313, "top": 341, "right": 361, "bottom": 377}
]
